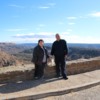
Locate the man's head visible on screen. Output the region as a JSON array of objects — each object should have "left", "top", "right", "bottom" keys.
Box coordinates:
[
  {"left": 55, "top": 33, "right": 60, "bottom": 41},
  {"left": 38, "top": 39, "right": 44, "bottom": 47}
]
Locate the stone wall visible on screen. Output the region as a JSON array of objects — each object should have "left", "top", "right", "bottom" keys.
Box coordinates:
[
  {"left": 0, "top": 57, "right": 100, "bottom": 83},
  {"left": 45, "top": 57, "right": 100, "bottom": 77}
]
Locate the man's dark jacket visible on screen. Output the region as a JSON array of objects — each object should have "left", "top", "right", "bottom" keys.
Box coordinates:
[
  {"left": 51, "top": 39, "right": 68, "bottom": 57},
  {"left": 32, "top": 45, "right": 49, "bottom": 65}
]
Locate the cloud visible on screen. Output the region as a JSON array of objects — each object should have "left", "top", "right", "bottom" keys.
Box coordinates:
[
  {"left": 68, "top": 23, "right": 75, "bottom": 25},
  {"left": 67, "top": 15, "right": 89, "bottom": 20},
  {"left": 78, "top": 12, "right": 100, "bottom": 19},
  {"left": 12, "top": 32, "right": 71, "bottom": 43},
  {"left": 90, "top": 12, "right": 100, "bottom": 17},
  {"left": 38, "top": 2, "right": 56, "bottom": 9},
  {"left": 6, "top": 28, "right": 27, "bottom": 32},
  {"left": 12, "top": 32, "right": 100, "bottom": 43},
  {"left": 13, "top": 32, "right": 54, "bottom": 39},
  {"left": 67, "top": 17, "right": 77, "bottom": 20},
  {"left": 48, "top": 3, "right": 56, "bottom": 6},
  {"left": 12, "top": 32, "right": 55, "bottom": 43},
  {"left": 79, "top": 16, "right": 88, "bottom": 19},
  {"left": 13, "top": 33, "right": 35, "bottom": 38},
  {"left": 9, "top": 4, "right": 25, "bottom": 8},
  {"left": 61, "top": 35, "right": 100, "bottom": 43},
  {"left": 12, "top": 37, "right": 54, "bottom": 43},
  {"left": 38, "top": 24, "right": 45, "bottom": 27},
  {"left": 38, "top": 6, "right": 50, "bottom": 9}
]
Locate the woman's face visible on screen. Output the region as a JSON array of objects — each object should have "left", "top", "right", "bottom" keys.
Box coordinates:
[{"left": 39, "top": 41, "right": 44, "bottom": 47}]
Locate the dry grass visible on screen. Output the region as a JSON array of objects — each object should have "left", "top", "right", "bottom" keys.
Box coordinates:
[{"left": 0, "top": 64, "right": 34, "bottom": 74}]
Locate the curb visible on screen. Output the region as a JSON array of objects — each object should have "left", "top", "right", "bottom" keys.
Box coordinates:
[{"left": 8, "top": 80, "right": 100, "bottom": 100}]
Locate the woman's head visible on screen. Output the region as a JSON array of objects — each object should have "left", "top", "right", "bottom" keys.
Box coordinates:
[{"left": 38, "top": 39, "right": 44, "bottom": 47}]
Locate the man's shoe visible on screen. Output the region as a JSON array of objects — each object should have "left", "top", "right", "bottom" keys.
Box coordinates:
[
  {"left": 38, "top": 75, "right": 44, "bottom": 80},
  {"left": 34, "top": 77, "right": 39, "bottom": 80},
  {"left": 63, "top": 77, "right": 68, "bottom": 80}
]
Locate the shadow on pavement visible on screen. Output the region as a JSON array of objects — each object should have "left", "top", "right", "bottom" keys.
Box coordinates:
[{"left": 0, "top": 77, "right": 63, "bottom": 94}]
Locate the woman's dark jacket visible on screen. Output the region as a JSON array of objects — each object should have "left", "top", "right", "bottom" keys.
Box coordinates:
[{"left": 32, "top": 45, "right": 49, "bottom": 65}]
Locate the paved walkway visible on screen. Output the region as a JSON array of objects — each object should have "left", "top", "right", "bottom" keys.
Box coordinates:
[
  {"left": 41, "top": 85, "right": 100, "bottom": 100},
  {"left": 0, "top": 70, "right": 100, "bottom": 100}
]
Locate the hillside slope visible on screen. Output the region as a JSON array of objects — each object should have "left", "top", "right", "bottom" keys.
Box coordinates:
[{"left": 0, "top": 50, "right": 19, "bottom": 67}]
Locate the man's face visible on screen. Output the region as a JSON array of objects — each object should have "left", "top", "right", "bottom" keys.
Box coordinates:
[{"left": 56, "top": 34, "right": 60, "bottom": 41}]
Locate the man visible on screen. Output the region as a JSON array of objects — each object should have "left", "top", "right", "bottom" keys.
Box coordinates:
[
  {"left": 51, "top": 34, "right": 68, "bottom": 80},
  {"left": 32, "top": 39, "right": 49, "bottom": 79}
]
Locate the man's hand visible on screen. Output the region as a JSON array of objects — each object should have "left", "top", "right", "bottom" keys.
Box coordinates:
[
  {"left": 47, "top": 58, "right": 51, "bottom": 62},
  {"left": 65, "top": 55, "right": 67, "bottom": 60}
]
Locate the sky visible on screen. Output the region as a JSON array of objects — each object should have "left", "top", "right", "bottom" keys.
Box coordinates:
[{"left": 0, "top": 0, "right": 100, "bottom": 43}]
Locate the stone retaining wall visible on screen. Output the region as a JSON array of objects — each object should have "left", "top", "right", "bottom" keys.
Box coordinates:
[
  {"left": 0, "top": 57, "right": 100, "bottom": 83},
  {"left": 45, "top": 57, "right": 100, "bottom": 77}
]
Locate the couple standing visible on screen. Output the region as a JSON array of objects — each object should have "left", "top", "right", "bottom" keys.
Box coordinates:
[{"left": 32, "top": 34, "right": 68, "bottom": 80}]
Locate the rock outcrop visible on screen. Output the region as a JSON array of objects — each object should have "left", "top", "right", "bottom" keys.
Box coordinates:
[{"left": 0, "top": 51, "right": 18, "bottom": 67}]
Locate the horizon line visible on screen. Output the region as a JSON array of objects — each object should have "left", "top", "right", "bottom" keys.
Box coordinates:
[{"left": 0, "top": 42, "right": 100, "bottom": 44}]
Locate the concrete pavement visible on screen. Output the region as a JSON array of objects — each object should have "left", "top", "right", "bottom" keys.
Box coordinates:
[{"left": 0, "top": 69, "right": 100, "bottom": 100}]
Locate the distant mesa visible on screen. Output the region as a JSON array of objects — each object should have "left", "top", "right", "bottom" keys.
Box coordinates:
[{"left": 0, "top": 42, "right": 100, "bottom": 67}]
